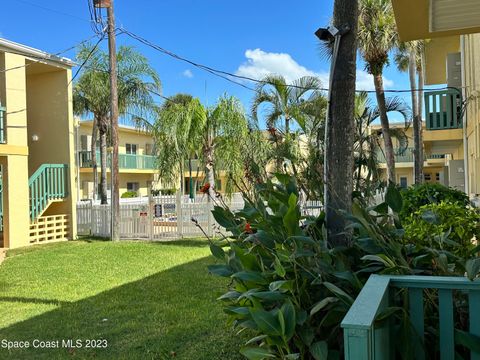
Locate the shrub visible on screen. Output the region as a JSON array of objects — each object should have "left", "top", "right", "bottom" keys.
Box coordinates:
[
  {"left": 121, "top": 191, "right": 138, "bottom": 198},
  {"left": 400, "top": 183, "right": 469, "bottom": 220},
  {"left": 403, "top": 201, "right": 480, "bottom": 259},
  {"left": 206, "top": 176, "right": 480, "bottom": 359}
]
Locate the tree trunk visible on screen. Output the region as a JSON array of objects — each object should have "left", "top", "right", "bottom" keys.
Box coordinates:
[
  {"left": 99, "top": 128, "right": 108, "bottom": 205},
  {"left": 189, "top": 158, "right": 194, "bottom": 199},
  {"left": 205, "top": 147, "right": 215, "bottom": 199},
  {"left": 410, "top": 49, "right": 422, "bottom": 184},
  {"left": 373, "top": 73, "right": 396, "bottom": 184},
  {"left": 417, "top": 56, "right": 425, "bottom": 183},
  {"left": 91, "top": 115, "right": 99, "bottom": 201},
  {"left": 324, "top": 0, "right": 358, "bottom": 247}
]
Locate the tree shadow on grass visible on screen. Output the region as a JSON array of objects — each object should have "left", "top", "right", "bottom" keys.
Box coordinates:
[{"left": 0, "top": 257, "right": 244, "bottom": 360}]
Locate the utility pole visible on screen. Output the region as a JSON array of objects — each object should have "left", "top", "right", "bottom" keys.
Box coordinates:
[
  {"left": 107, "top": 2, "right": 119, "bottom": 241},
  {"left": 94, "top": 0, "right": 119, "bottom": 240}
]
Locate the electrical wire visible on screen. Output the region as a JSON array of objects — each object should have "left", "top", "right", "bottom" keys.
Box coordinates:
[
  {"left": 118, "top": 27, "right": 457, "bottom": 95},
  {"left": 12, "top": 0, "right": 93, "bottom": 23},
  {"left": 69, "top": 35, "right": 106, "bottom": 86}
]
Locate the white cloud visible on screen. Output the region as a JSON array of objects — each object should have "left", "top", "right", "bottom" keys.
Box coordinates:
[
  {"left": 235, "top": 48, "right": 393, "bottom": 91},
  {"left": 182, "top": 69, "right": 193, "bottom": 78}
]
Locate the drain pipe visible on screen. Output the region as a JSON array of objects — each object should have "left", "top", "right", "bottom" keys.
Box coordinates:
[{"left": 460, "top": 35, "right": 469, "bottom": 196}]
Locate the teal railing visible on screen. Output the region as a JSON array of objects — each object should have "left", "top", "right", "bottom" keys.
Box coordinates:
[
  {"left": 377, "top": 148, "right": 414, "bottom": 163},
  {"left": 342, "top": 275, "right": 480, "bottom": 360},
  {"left": 78, "top": 150, "right": 156, "bottom": 170},
  {"left": 424, "top": 89, "right": 462, "bottom": 130},
  {"left": 0, "top": 104, "right": 6, "bottom": 144},
  {"left": 29, "top": 164, "right": 68, "bottom": 221}
]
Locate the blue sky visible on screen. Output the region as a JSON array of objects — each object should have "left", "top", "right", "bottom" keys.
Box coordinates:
[{"left": 2, "top": 0, "right": 413, "bottom": 124}]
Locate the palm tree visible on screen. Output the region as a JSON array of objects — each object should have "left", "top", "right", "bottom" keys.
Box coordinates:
[
  {"left": 154, "top": 94, "right": 205, "bottom": 198},
  {"left": 154, "top": 95, "right": 248, "bottom": 198},
  {"left": 73, "top": 44, "right": 161, "bottom": 204},
  {"left": 395, "top": 41, "right": 426, "bottom": 184},
  {"left": 203, "top": 96, "right": 249, "bottom": 196},
  {"left": 353, "top": 92, "right": 410, "bottom": 195},
  {"left": 358, "top": 0, "right": 398, "bottom": 184},
  {"left": 251, "top": 75, "right": 323, "bottom": 192}
]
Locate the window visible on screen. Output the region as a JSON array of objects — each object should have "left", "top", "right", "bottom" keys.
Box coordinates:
[
  {"left": 424, "top": 173, "right": 432, "bottom": 181},
  {"left": 436, "top": 172, "right": 441, "bottom": 181},
  {"left": 399, "top": 177, "right": 408, "bottom": 189},
  {"left": 127, "top": 182, "right": 139, "bottom": 192},
  {"left": 126, "top": 144, "right": 137, "bottom": 154}
]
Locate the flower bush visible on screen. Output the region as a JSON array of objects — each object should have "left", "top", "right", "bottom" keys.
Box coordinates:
[{"left": 205, "top": 175, "right": 480, "bottom": 359}]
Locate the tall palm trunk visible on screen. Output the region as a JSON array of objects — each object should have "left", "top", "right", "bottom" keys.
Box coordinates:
[
  {"left": 409, "top": 49, "right": 422, "bottom": 184},
  {"left": 324, "top": 0, "right": 358, "bottom": 247},
  {"left": 373, "top": 73, "right": 396, "bottom": 183},
  {"left": 205, "top": 145, "right": 215, "bottom": 199},
  {"left": 188, "top": 158, "right": 194, "bottom": 199},
  {"left": 91, "top": 116, "right": 99, "bottom": 201},
  {"left": 99, "top": 119, "right": 108, "bottom": 205}
]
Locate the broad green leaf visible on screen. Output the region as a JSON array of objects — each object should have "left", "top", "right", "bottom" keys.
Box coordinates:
[
  {"left": 310, "top": 341, "right": 328, "bottom": 360},
  {"left": 208, "top": 264, "right": 233, "bottom": 277},
  {"left": 323, "top": 282, "right": 354, "bottom": 305},
  {"left": 274, "top": 256, "right": 286, "bottom": 277},
  {"left": 454, "top": 329, "right": 480, "bottom": 353},
  {"left": 281, "top": 300, "right": 296, "bottom": 340},
  {"left": 217, "top": 290, "right": 241, "bottom": 301},
  {"left": 240, "top": 346, "right": 276, "bottom": 360},
  {"left": 284, "top": 354, "right": 300, "bottom": 360},
  {"left": 250, "top": 291, "right": 286, "bottom": 301},
  {"left": 466, "top": 258, "right": 480, "bottom": 280},
  {"left": 233, "top": 271, "right": 268, "bottom": 284},
  {"left": 361, "top": 254, "right": 396, "bottom": 268},
  {"left": 385, "top": 184, "right": 403, "bottom": 213},
  {"left": 278, "top": 308, "right": 286, "bottom": 336},
  {"left": 310, "top": 297, "right": 338, "bottom": 316},
  {"left": 245, "top": 335, "right": 268, "bottom": 346},
  {"left": 283, "top": 193, "right": 299, "bottom": 236},
  {"left": 269, "top": 280, "right": 293, "bottom": 292},
  {"left": 250, "top": 309, "right": 283, "bottom": 336},
  {"left": 212, "top": 206, "right": 236, "bottom": 229},
  {"left": 210, "top": 243, "right": 226, "bottom": 260}
]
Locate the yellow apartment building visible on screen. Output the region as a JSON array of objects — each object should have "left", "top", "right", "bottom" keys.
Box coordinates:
[
  {"left": 392, "top": 0, "right": 480, "bottom": 196},
  {"left": 76, "top": 120, "right": 160, "bottom": 199},
  {"left": 0, "top": 38, "right": 76, "bottom": 249},
  {"left": 76, "top": 121, "right": 230, "bottom": 199},
  {"left": 372, "top": 122, "right": 465, "bottom": 190}
]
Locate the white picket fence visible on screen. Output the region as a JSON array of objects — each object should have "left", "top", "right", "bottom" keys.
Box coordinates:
[{"left": 77, "top": 193, "right": 323, "bottom": 240}]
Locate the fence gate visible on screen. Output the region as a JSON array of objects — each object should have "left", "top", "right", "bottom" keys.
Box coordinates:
[{"left": 151, "top": 194, "right": 179, "bottom": 240}]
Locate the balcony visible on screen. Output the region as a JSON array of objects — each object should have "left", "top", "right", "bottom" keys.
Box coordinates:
[
  {"left": 424, "top": 89, "right": 462, "bottom": 130},
  {"left": 78, "top": 150, "right": 156, "bottom": 170},
  {"left": 377, "top": 148, "right": 414, "bottom": 163}
]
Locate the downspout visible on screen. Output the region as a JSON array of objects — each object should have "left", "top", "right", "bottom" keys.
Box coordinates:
[{"left": 460, "top": 35, "right": 469, "bottom": 196}]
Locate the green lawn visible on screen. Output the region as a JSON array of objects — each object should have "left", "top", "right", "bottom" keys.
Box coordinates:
[{"left": 0, "top": 239, "right": 244, "bottom": 359}]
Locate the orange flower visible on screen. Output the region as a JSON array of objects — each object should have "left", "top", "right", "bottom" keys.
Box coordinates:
[
  {"left": 245, "top": 222, "right": 253, "bottom": 234},
  {"left": 200, "top": 183, "right": 210, "bottom": 194}
]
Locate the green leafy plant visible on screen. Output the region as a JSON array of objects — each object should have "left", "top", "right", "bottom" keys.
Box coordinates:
[
  {"left": 205, "top": 176, "right": 480, "bottom": 359},
  {"left": 403, "top": 201, "right": 480, "bottom": 259},
  {"left": 400, "top": 183, "right": 469, "bottom": 220},
  {"left": 121, "top": 191, "right": 138, "bottom": 198}
]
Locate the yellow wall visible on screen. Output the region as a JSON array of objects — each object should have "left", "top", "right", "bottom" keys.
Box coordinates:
[{"left": 424, "top": 37, "right": 460, "bottom": 85}]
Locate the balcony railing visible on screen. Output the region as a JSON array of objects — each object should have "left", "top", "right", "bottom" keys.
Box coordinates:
[
  {"left": 0, "top": 104, "right": 6, "bottom": 144},
  {"left": 377, "top": 148, "right": 414, "bottom": 163},
  {"left": 78, "top": 150, "right": 156, "bottom": 170},
  {"left": 342, "top": 274, "right": 480, "bottom": 360},
  {"left": 424, "top": 89, "right": 462, "bottom": 130}
]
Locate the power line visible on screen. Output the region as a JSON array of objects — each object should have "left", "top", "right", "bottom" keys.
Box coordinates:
[
  {"left": 12, "top": 0, "right": 93, "bottom": 23},
  {"left": 69, "top": 35, "right": 106, "bottom": 86},
  {"left": 118, "top": 27, "right": 455, "bottom": 95}
]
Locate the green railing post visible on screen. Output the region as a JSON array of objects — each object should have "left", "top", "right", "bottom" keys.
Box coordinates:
[{"left": 0, "top": 103, "right": 6, "bottom": 144}]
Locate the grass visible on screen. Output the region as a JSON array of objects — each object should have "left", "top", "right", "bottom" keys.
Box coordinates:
[{"left": 0, "top": 239, "right": 245, "bottom": 359}]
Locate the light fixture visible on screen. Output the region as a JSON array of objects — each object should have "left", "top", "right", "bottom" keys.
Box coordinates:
[
  {"left": 314, "top": 26, "right": 339, "bottom": 41},
  {"left": 32, "top": 135, "right": 39, "bottom": 142}
]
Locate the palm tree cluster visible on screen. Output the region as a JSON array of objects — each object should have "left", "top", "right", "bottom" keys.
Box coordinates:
[{"left": 73, "top": 44, "right": 160, "bottom": 204}]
